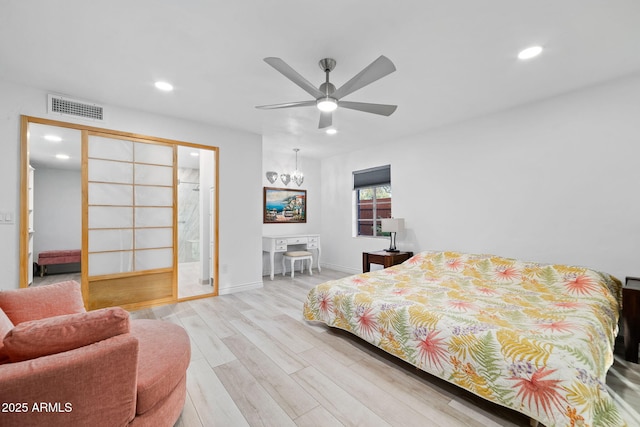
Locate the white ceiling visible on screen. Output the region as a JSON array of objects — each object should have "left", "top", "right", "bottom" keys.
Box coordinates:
[
  {"left": 28, "top": 123, "right": 81, "bottom": 170},
  {"left": 2, "top": 1, "right": 640, "bottom": 159}
]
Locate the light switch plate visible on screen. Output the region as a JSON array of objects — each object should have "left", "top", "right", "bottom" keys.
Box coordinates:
[{"left": 0, "top": 211, "right": 15, "bottom": 224}]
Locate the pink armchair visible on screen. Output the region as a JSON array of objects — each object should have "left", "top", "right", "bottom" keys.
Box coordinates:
[{"left": 0, "top": 281, "right": 190, "bottom": 427}]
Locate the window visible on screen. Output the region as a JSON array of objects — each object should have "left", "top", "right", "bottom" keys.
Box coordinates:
[{"left": 353, "top": 165, "right": 392, "bottom": 236}]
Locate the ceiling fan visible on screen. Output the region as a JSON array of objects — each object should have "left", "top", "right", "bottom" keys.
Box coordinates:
[{"left": 256, "top": 55, "right": 397, "bottom": 129}]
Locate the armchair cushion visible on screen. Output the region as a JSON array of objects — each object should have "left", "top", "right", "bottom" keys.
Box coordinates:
[
  {"left": 0, "top": 308, "right": 14, "bottom": 364},
  {"left": 3, "top": 307, "right": 130, "bottom": 363},
  {"left": 0, "top": 281, "right": 85, "bottom": 325}
]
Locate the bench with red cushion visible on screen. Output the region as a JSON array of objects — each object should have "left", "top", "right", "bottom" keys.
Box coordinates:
[{"left": 37, "top": 250, "right": 81, "bottom": 276}]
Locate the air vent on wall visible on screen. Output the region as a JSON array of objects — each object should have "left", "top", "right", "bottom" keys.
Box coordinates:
[{"left": 47, "top": 94, "right": 105, "bottom": 122}]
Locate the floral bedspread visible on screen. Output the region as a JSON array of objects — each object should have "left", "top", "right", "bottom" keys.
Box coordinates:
[{"left": 303, "top": 251, "right": 625, "bottom": 426}]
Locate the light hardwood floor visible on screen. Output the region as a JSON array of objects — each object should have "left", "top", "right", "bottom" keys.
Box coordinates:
[
  {"left": 130, "top": 269, "right": 640, "bottom": 427},
  {"left": 31, "top": 271, "right": 81, "bottom": 287}
]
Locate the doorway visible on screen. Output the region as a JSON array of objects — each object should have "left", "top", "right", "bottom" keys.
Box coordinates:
[
  {"left": 26, "top": 123, "right": 82, "bottom": 287},
  {"left": 177, "top": 145, "right": 216, "bottom": 299}
]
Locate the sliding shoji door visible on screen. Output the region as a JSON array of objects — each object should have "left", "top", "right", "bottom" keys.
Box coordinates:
[{"left": 84, "top": 132, "right": 176, "bottom": 310}]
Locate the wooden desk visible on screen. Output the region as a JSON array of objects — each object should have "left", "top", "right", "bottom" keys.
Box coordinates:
[
  {"left": 362, "top": 250, "right": 413, "bottom": 273},
  {"left": 263, "top": 234, "right": 321, "bottom": 280},
  {"left": 624, "top": 277, "right": 640, "bottom": 363}
]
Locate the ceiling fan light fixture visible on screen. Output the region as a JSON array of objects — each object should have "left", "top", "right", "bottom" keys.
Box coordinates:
[
  {"left": 317, "top": 97, "right": 337, "bottom": 112},
  {"left": 326, "top": 128, "right": 337, "bottom": 135}
]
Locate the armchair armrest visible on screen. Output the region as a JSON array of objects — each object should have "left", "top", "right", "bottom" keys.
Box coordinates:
[{"left": 0, "top": 334, "right": 139, "bottom": 427}]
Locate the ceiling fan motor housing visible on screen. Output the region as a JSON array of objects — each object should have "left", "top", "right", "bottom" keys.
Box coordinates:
[{"left": 319, "top": 82, "right": 336, "bottom": 95}]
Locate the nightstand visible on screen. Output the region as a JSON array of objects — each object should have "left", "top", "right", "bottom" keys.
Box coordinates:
[
  {"left": 362, "top": 250, "right": 413, "bottom": 273},
  {"left": 623, "top": 277, "right": 640, "bottom": 363}
]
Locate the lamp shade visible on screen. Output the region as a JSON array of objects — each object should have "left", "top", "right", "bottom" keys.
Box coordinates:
[{"left": 381, "top": 218, "right": 404, "bottom": 233}]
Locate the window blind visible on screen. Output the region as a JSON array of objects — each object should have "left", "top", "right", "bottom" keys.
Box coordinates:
[{"left": 353, "top": 165, "right": 391, "bottom": 190}]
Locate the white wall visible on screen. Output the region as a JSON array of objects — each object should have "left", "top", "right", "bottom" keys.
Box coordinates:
[
  {"left": 33, "top": 167, "right": 81, "bottom": 256},
  {"left": 321, "top": 73, "right": 640, "bottom": 281},
  {"left": 261, "top": 148, "right": 321, "bottom": 276},
  {"left": 0, "top": 79, "right": 264, "bottom": 293}
]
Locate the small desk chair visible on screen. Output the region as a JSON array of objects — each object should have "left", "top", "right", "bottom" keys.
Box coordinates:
[{"left": 282, "top": 251, "right": 313, "bottom": 278}]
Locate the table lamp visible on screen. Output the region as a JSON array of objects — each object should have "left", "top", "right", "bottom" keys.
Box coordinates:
[{"left": 381, "top": 218, "right": 404, "bottom": 252}]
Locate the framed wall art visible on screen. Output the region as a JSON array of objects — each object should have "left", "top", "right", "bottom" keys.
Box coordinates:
[{"left": 263, "top": 187, "right": 306, "bottom": 223}]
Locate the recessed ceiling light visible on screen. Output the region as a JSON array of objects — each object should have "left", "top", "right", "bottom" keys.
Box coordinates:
[
  {"left": 44, "top": 134, "right": 62, "bottom": 142},
  {"left": 518, "top": 45, "right": 543, "bottom": 60},
  {"left": 326, "top": 128, "right": 337, "bottom": 135},
  {"left": 154, "top": 81, "right": 174, "bottom": 92},
  {"left": 55, "top": 154, "right": 70, "bottom": 160}
]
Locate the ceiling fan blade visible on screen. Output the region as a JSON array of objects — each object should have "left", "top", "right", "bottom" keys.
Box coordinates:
[
  {"left": 318, "top": 111, "right": 332, "bottom": 129},
  {"left": 332, "top": 56, "right": 396, "bottom": 100},
  {"left": 255, "top": 100, "right": 316, "bottom": 110},
  {"left": 339, "top": 101, "right": 397, "bottom": 116},
  {"left": 264, "top": 57, "right": 324, "bottom": 99}
]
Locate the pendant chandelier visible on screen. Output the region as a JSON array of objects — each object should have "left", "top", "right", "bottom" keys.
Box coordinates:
[{"left": 265, "top": 148, "right": 304, "bottom": 187}]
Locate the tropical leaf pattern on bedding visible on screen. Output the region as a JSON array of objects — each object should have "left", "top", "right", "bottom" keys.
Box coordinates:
[{"left": 303, "top": 251, "right": 625, "bottom": 427}]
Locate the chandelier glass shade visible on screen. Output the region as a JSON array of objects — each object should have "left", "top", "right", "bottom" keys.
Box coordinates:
[{"left": 265, "top": 171, "right": 278, "bottom": 184}]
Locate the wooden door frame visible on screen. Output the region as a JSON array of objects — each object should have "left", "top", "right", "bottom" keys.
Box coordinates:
[{"left": 19, "top": 115, "right": 219, "bottom": 309}]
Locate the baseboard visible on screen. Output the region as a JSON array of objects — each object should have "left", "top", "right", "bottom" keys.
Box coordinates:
[
  {"left": 261, "top": 263, "right": 360, "bottom": 278},
  {"left": 262, "top": 266, "right": 286, "bottom": 277},
  {"left": 319, "top": 263, "right": 361, "bottom": 275},
  {"left": 218, "top": 280, "right": 263, "bottom": 295}
]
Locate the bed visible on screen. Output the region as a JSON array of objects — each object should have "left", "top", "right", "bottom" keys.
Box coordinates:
[{"left": 303, "top": 250, "right": 625, "bottom": 426}]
